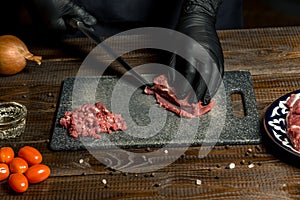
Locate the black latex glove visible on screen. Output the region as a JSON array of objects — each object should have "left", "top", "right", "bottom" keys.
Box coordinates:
[
  {"left": 26, "top": 0, "right": 96, "bottom": 35},
  {"left": 169, "top": 0, "right": 224, "bottom": 105}
]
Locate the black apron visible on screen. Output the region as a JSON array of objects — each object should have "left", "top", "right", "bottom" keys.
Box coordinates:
[
  {"left": 74, "top": 0, "right": 243, "bottom": 36},
  {"left": 0, "top": 0, "right": 243, "bottom": 38},
  {"left": 74, "top": 0, "right": 185, "bottom": 36}
]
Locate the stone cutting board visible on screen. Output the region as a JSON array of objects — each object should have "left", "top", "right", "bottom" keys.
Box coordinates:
[{"left": 49, "top": 71, "right": 261, "bottom": 151}]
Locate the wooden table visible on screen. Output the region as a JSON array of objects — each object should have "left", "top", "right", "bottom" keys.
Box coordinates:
[{"left": 1, "top": 26, "right": 300, "bottom": 199}]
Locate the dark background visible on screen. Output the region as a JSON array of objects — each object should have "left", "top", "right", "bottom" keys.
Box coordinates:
[
  {"left": 243, "top": 0, "right": 300, "bottom": 28},
  {"left": 1, "top": 0, "right": 300, "bottom": 41},
  {"left": 3, "top": 0, "right": 300, "bottom": 31}
]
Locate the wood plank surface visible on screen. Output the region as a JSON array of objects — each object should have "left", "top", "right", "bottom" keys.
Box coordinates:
[{"left": 1, "top": 26, "right": 300, "bottom": 199}]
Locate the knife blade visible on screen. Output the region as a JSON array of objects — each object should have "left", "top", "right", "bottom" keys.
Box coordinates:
[{"left": 68, "top": 18, "right": 151, "bottom": 87}]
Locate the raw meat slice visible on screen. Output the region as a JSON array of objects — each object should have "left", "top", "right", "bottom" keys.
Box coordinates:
[
  {"left": 144, "top": 74, "right": 214, "bottom": 118},
  {"left": 286, "top": 93, "right": 300, "bottom": 151}
]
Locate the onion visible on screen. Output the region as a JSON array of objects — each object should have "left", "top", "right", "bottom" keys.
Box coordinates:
[{"left": 0, "top": 35, "right": 42, "bottom": 75}]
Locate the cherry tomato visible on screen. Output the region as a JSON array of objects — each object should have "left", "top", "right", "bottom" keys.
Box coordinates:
[
  {"left": 0, "top": 147, "right": 14, "bottom": 164},
  {"left": 9, "top": 157, "right": 28, "bottom": 174},
  {"left": 0, "top": 163, "right": 10, "bottom": 181},
  {"left": 18, "top": 146, "right": 42, "bottom": 165},
  {"left": 9, "top": 173, "right": 28, "bottom": 193},
  {"left": 25, "top": 164, "right": 51, "bottom": 184}
]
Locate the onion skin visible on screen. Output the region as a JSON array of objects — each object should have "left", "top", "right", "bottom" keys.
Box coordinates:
[{"left": 0, "top": 35, "right": 42, "bottom": 75}]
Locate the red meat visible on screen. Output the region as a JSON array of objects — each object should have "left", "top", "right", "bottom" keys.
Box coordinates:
[
  {"left": 144, "top": 74, "right": 214, "bottom": 118},
  {"left": 286, "top": 93, "right": 300, "bottom": 151},
  {"left": 60, "top": 102, "right": 127, "bottom": 139}
]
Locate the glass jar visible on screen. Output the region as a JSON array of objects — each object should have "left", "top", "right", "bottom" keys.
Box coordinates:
[{"left": 0, "top": 102, "right": 27, "bottom": 139}]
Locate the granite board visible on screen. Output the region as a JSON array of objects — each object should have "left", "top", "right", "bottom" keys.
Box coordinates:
[{"left": 49, "top": 71, "right": 261, "bottom": 151}]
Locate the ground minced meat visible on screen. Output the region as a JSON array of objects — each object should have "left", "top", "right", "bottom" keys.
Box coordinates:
[{"left": 60, "top": 102, "right": 127, "bottom": 139}]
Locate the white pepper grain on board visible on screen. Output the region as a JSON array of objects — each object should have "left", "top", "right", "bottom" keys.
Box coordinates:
[
  {"left": 248, "top": 163, "right": 255, "bottom": 168},
  {"left": 225, "top": 163, "right": 235, "bottom": 169},
  {"left": 195, "top": 179, "right": 202, "bottom": 185},
  {"left": 102, "top": 179, "right": 107, "bottom": 185},
  {"left": 228, "top": 163, "right": 236, "bottom": 169},
  {"left": 247, "top": 148, "right": 253, "bottom": 153}
]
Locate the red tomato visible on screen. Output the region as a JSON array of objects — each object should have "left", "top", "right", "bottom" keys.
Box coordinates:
[
  {"left": 9, "top": 173, "right": 28, "bottom": 193},
  {"left": 25, "top": 164, "right": 51, "bottom": 184},
  {"left": 0, "top": 163, "right": 10, "bottom": 181},
  {"left": 9, "top": 157, "right": 28, "bottom": 174},
  {"left": 0, "top": 147, "right": 15, "bottom": 164},
  {"left": 18, "top": 146, "right": 42, "bottom": 165}
]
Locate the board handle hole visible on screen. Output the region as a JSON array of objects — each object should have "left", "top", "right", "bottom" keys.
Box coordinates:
[{"left": 230, "top": 92, "right": 246, "bottom": 118}]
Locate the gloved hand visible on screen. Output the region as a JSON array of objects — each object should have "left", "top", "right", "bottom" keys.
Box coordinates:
[
  {"left": 26, "top": 0, "right": 96, "bottom": 35},
  {"left": 169, "top": 0, "right": 224, "bottom": 105}
]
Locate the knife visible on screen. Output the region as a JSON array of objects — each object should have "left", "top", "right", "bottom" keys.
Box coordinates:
[{"left": 68, "top": 18, "right": 151, "bottom": 88}]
